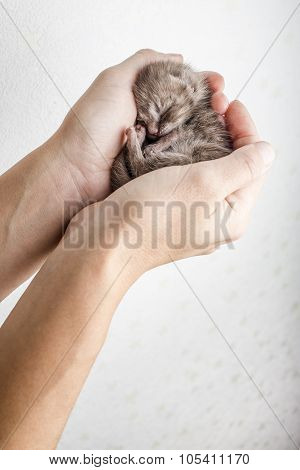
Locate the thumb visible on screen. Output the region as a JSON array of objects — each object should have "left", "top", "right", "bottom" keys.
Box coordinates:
[
  {"left": 119, "top": 49, "right": 183, "bottom": 75},
  {"left": 214, "top": 141, "right": 275, "bottom": 196}
]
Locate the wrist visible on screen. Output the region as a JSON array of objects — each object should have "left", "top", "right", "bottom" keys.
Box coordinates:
[
  {"left": 38, "top": 131, "right": 87, "bottom": 210},
  {"left": 56, "top": 116, "right": 112, "bottom": 204},
  {"left": 63, "top": 203, "right": 147, "bottom": 288}
]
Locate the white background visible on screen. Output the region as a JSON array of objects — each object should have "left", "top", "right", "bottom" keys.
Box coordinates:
[{"left": 0, "top": 0, "right": 299, "bottom": 450}]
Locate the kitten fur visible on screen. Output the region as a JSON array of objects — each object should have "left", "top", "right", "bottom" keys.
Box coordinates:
[{"left": 111, "top": 61, "right": 233, "bottom": 191}]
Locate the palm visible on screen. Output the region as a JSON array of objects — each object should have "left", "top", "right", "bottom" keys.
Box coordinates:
[
  {"left": 59, "top": 50, "right": 227, "bottom": 202},
  {"left": 60, "top": 70, "right": 137, "bottom": 201}
]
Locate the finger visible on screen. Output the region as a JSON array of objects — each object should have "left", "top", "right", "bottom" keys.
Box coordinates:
[
  {"left": 199, "top": 71, "right": 225, "bottom": 92},
  {"left": 226, "top": 177, "right": 265, "bottom": 213},
  {"left": 210, "top": 141, "right": 275, "bottom": 196},
  {"left": 225, "top": 100, "right": 259, "bottom": 149},
  {"left": 196, "top": 72, "right": 227, "bottom": 113},
  {"left": 225, "top": 100, "right": 266, "bottom": 207},
  {"left": 211, "top": 92, "right": 229, "bottom": 115},
  {"left": 120, "top": 49, "right": 183, "bottom": 74}
]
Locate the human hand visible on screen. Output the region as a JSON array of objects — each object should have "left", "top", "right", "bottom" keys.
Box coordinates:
[
  {"left": 54, "top": 49, "right": 228, "bottom": 203},
  {"left": 69, "top": 100, "right": 274, "bottom": 274}
]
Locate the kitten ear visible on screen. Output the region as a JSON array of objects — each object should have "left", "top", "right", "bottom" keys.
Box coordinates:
[
  {"left": 181, "top": 66, "right": 204, "bottom": 96},
  {"left": 169, "top": 73, "right": 184, "bottom": 87},
  {"left": 169, "top": 73, "right": 196, "bottom": 96}
]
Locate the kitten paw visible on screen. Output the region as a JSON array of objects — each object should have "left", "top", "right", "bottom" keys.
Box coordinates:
[
  {"left": 126, "top": 126, "right": 136, "bottom": 137},
  {"left": 126, "top": 126, "right": 138, "bottom": 147},
  {"left": 143, "top": 145, "right": 157, "bottom": 158},
  {"left": 135, "top": 124, "right": 146, "bottom": 144}
]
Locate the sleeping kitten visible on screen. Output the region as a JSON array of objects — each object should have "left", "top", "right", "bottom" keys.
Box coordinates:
[{"left": 111, "top": 61, "right": 232, "bottom": 191}]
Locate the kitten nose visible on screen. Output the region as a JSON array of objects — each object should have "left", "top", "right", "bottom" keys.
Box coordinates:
[{"left": 147, "top": 122, "right": 159, "bottom": 136}]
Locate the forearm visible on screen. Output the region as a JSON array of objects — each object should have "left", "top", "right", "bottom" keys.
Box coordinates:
[
  {"left": 0, "top": 131, "right": 84, "bottom": 300},
  {"left": 0, "top": 225, "right": 137, "bottom": 449}
]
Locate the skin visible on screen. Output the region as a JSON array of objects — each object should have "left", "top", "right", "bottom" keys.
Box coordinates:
[
  {"left": 0, "top": 49, "right": 227, "bottom": 301},
  {"left": 0, "top": 49, "right": 274, "bottom": 449}
]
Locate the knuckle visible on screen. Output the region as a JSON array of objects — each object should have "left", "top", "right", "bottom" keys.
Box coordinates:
[
  {"left": 136, "top": 48, "right": 156, "bottom": 57},
  {"left": 99, "top": 65, "right": 116, "bottom": 80},
  {"left": 241, "top": 146, "right": 260, "bottom": 180}
]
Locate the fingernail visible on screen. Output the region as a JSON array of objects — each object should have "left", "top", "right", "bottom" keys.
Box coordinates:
[{"left": 256, "top": 141, "right": 275, "bottom": 166}]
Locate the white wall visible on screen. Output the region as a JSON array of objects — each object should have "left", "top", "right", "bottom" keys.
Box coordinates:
[{"left": 0, "top": 0, "right": 299, "bottom": 449}]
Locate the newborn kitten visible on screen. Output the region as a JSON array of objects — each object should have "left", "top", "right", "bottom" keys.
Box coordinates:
[{"left": 111, "top": 61, "right": 232, "bottom": 191}]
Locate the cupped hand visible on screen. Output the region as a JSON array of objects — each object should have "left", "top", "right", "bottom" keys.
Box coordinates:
[
  {"left": 55, "top": 49, "right": 228, "bottom": 203},
  {"left": 83, "top": 100, "right": 274, "bottom": 271}
]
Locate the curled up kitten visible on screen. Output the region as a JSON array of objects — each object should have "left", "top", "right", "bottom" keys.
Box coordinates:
[{"left": 111, "top": 61, "right": 233, "bottom": 191}]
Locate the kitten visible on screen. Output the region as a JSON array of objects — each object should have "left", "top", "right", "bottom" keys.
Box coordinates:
[{"left": 111, "top": 61, "right": 232, "bottom": 191}]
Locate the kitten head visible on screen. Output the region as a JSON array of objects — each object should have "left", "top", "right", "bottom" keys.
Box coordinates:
[{"left": 134, "top": 61, "right": 209, "bottom": 138}]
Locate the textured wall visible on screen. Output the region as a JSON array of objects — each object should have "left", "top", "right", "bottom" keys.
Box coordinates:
[{"left": 0, "top": 0, "right": 299, "bottom": 449}]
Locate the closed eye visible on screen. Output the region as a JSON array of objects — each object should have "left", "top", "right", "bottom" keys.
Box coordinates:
[{"left": 160, "top": 107, "right": 172, "bottom": 121}]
